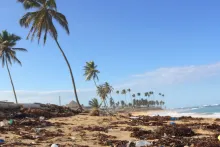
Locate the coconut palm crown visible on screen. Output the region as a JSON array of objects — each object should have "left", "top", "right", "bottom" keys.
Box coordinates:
[
  {"left": 18, "top": 0, "right": 69, "bottom": 43},
  {"left": 84, "top": 61, "right": 100, "bottom": 86}
]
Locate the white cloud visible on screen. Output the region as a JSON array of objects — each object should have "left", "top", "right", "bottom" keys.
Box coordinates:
[{"left": 129, "top": 62, "right": 220, "bottom": 86}]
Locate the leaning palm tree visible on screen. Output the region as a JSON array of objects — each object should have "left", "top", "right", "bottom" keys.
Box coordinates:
[
  {"left": 18, "top": 0, "right": 82, "bottom": 110},
  {"left": 0, "top": 30, "right": 27, "bottom": 104},
  {"left": 83, "top": 61, "right": 100, "bottom": 87}
]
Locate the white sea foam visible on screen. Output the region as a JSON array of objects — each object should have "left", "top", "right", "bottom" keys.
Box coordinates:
[{"left": 148, "top": 110, "right": 220, "bottom": 118}]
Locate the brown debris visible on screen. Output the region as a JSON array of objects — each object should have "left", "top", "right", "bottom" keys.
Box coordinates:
[{"left": 73, "top": 125, "right": 109, "bottom": 132}]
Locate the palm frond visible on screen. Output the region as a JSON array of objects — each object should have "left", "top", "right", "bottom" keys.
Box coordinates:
[
  {"left": 0, "top": 31, "right": 26, "bottom": 68},
  {"left": 17, "top": 0, "right": 42, "bottom": 9},
  {"left": 12, "top": 48, "right": 28, "bottom": 52},
  {"left": 89, "top": 98, "right": 99, "bottom": 109},
  {"left": 49, "top": 10, "right": 69, "bottom": 34},
  {"left": 46, "top": 0, "right": 56, "bottom": 10}
]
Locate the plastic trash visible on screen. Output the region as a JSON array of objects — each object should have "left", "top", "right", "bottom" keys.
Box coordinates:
[
  {"left": 39, "top": 116, "right": 45, "bottom": 121},
  {"left": 170, "top": 117, "right": 176, "bottom": 121},
  {"left": 0, "top": 120, "right": 8, "bottom": 127},
  {"left": 135, "top": 140, "right": 152, "bottom": 147},
  {"left": 0, "top": 139, "right": 5, "bottom": 144},
  {"left": 8, "top": 119, "right": 13, "bottom": 125},
  {"left": 34, "top": 128, "right": 42, "bottom": 134},
  {"left": 170, "top": 122, "right": 175, "bottom": 125},
  {"left": 130, "top": 116, "right": 139, "bottom": 119},
  {"left": 51, "top": 144, "right": 59, "bottom": 147}
]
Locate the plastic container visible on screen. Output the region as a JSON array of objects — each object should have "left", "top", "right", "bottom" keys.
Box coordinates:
[{"left": 136, "top": 140, "right": 152, "bottom": 147}]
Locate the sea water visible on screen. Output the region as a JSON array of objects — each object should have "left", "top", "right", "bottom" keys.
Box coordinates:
[{"left": 149, "top": 104, "right": 220, "bottom": 118}]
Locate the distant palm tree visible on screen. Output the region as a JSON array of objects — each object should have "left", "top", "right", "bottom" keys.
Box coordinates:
[
  {"left": 145, "top": 92, "right": 149, "bottom": 98},
  {"left": 137, "top": 93, "right": 141, "bottom": 99},
  {"left": 132, "top": 94, "right": 136, "bottom": 106},
  {"left": 0, "top": 30, "right": 27, "bottom": 104},
  {"left": 83, "top": 61, "right": 100, "bottom": 86},
  {"left": 116, "top": 90, "right": 119, "bottom": 94},
  {"left": 127, "top": 88, "right": 131, "bottom": 103},
  {"left": 97, "top": 82, "right": 113, "bottom": 108},
  {"left": 121, "top": 89, "right": 127, "bottom": 104},
  {"left": 18, "top": 0, "right": 82, "bottom": 110}
]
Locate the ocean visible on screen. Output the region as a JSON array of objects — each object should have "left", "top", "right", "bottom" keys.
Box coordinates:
[{"left": 150, "top": 104, "right": 220, "bottom": 118}]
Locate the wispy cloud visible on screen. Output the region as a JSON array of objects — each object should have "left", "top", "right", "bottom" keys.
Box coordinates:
[{"left": 129, "top": 62, "right": 220, "bottom": 86}]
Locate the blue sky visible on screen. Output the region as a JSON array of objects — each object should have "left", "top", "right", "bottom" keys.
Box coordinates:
[{"left": 0, "top": 0, "right": 220, "bottom": 108}]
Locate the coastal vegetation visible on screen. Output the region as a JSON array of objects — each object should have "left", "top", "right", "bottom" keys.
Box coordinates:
[{"left": 0, "top": 30, "right": 27, "bottom": 104}]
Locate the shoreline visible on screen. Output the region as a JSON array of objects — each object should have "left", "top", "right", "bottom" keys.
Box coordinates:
[{"left": 131, "top": 109, "right": 220, "bottom": 118}]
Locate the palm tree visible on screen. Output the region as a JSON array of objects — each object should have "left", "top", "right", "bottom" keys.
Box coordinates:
[
  {"left": 116, "top": 90, "right": 119, "bottom": 94},
  {"left": 137, "top": 93, "right": 141, "bottom": 99},
  {"left": 89, "top": 98, "right": 99, "bottom": 109},
  {"left": 121, "top": 89, "right": 127, "bottom": 104},
  {"left": 97, "top": 82, "right": 113, "bottom": 108},
  {"left": 83, "top": 61, "right": 100, "bottom": 87},
  {"left": 127, "top": 88, "right": 131, "bottom": 104},
  {"left": 18, "top": 0, "right": 82, "bottom": 110},
  {"left": 0, "top": 30, "right": 27, "bottom": 104}
]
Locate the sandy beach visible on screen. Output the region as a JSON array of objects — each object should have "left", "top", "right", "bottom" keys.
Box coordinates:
[{"left": 0, "top": 109, "right": 219, "bottom": 147}]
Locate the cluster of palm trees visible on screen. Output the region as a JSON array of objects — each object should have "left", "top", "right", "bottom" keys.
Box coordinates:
[
  {"left": 133, "top": 99, "right": 165, "bottom": 108},
  {"left": 0, "top": 0, "right": 82, "bottom": 110},
  {"left": 114, "top": 90, "right": 166, "bottom": 108},
  {"left": 84, "top": 61, "right": 114, "bottom": 109}
]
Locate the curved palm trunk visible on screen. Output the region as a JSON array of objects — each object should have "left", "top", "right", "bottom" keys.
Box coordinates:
[
  {"left": 93, "top": 79, "right": 97, "bottom": 87},
  {"left": 54, "top": 38, "right": 82, "bottom": 111},
  {"left": 6, "top": 60, "right": 18, "bottom": 104}
]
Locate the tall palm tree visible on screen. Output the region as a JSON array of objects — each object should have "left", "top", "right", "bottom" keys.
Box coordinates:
[
  {"left": 121, "top": 89, "right": 127, "bottom": 104},
  {"left": 83, "top": 61, "right": 100, "bottom": 87},
  {"left": 0, "top": 30, "right": 27, "bottom": 104},
  {"left": 18, "top": 0, "right": 82, "bottom": 110}
]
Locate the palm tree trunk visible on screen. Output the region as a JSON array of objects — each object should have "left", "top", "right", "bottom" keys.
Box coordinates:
[
  {"left": 6, "top": 60, "right": 18, "bottom": 104},
  {"left": 93, "top": 79, "right": 97, "bottom": 87},
  {"left": 54, "top": 38, "right": 82, "bottom": 111}
]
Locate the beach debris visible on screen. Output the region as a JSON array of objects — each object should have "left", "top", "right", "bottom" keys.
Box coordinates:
[
  {"left": 51, "top": 144, "right": 59, "bottom": 147},
  {"left": 120, "top": 126, "right": 141, "bottom": 132},
  {"left": 130, "top": 129, "right": 153, "bottom": 139},
  {"left": 135, "top": 140, "right": 152, "bottom": 147},
  {"left": 0, "top": 120, "right": 9, "bottom": 127},
  {"left": 170, "top": 122, "right": 175, "bottom": 125},
  {"left": 0, "top": 139, "right": 5, "bottom": 144},
  {"left": 39, "top": 116, "right": 45, "bottom": 121},
  {"left": 218, "top": 135, "right": 220, "bottom": 141},
  {"left": 157, "top": 125, "right": 195, "bottom": 137},
  {"left": 170, "top": 117, "right": 177, "bottom": 121},
  {"left": 73, "top": 125, "right": 109, "bottom": 132},
  {"left": 206, "top": 124, "right": 220, "bottom": 132},
  {"left": 178, "top": 116, "right": 204, "bottom": 121}
]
